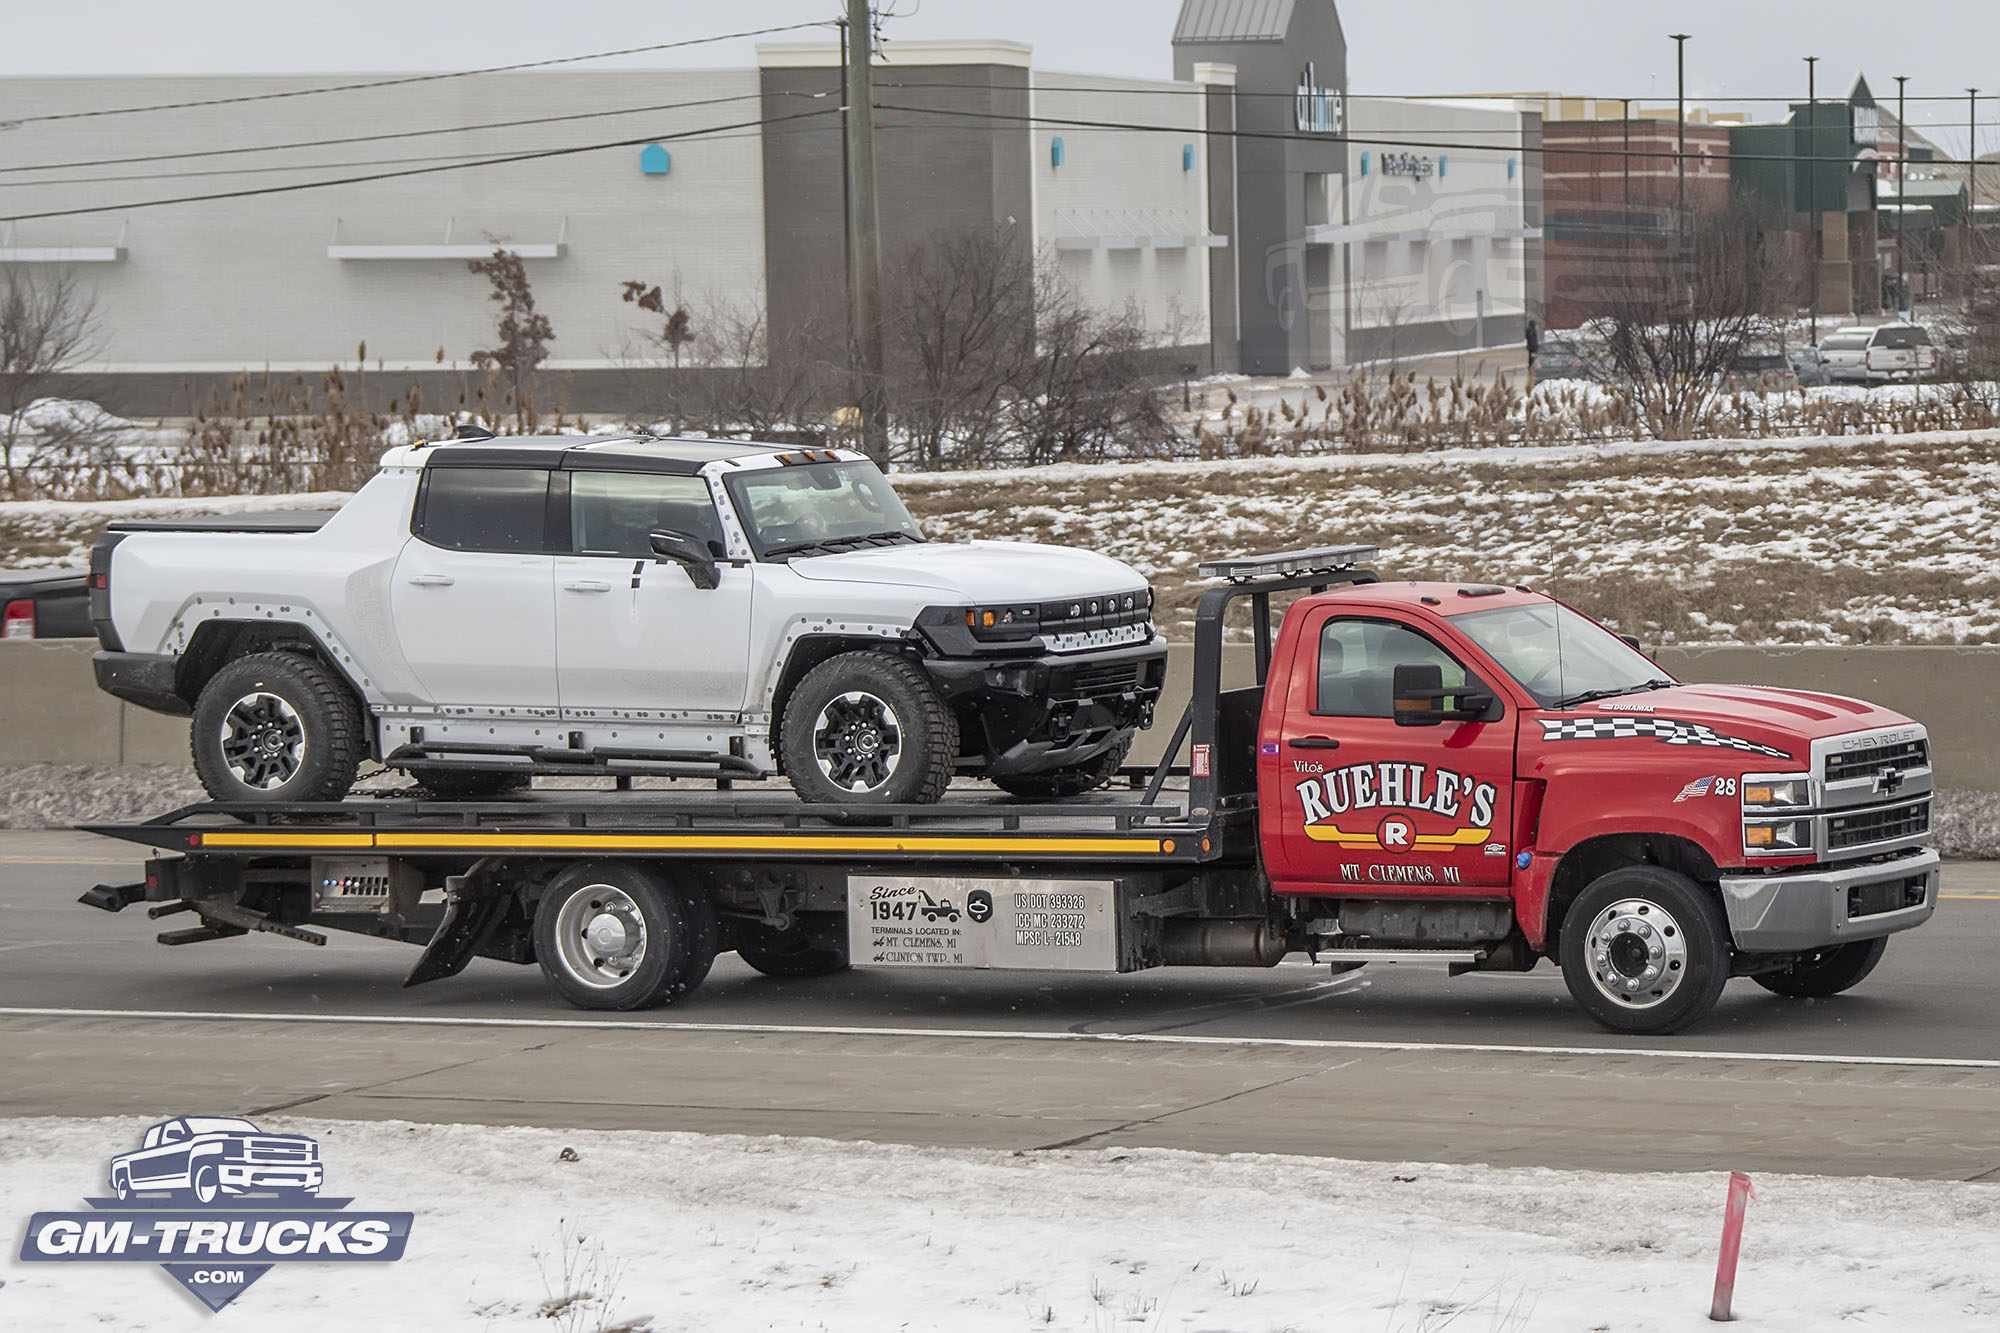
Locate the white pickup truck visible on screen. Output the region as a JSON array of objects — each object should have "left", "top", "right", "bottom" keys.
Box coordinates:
[
  {"left": 91, "top": 436, "right": 1165, "bottom": 805},
  {"left": 1817, "top": 324, "right": 1940, "bottom": 384}
]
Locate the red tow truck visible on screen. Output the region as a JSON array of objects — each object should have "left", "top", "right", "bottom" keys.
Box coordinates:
[{"left": 78, "top": 546, "right": 1939, "bottom": 1035}]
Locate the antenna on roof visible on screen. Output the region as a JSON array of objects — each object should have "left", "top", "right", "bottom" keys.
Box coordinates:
[{"left": 453, "top": 422, "right": 496, "bottom": 441}]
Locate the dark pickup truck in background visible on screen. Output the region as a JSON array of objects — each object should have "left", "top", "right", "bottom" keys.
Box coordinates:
[{"left": 1, "top": 567, "right": 90, "bottom": 639}]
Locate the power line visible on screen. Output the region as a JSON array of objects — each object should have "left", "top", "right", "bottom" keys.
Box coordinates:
[
  {"left": 0, "top": 90, "right": 804, "bottom": 179},
  {"left": 0, "top": 108, "right": 838, "bottom": 223},
  {"left": 0, "top": 22, "right": 831, "bottom": 128}
]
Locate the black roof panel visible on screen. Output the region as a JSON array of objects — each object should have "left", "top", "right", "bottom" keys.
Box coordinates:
[{"left": 421, "top": 435, "right": 794, "bottom": 474}]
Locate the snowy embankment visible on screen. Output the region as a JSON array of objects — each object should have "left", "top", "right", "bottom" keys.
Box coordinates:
[{"left": 1, "top": 1117, "right": 1995, "bottom": 1332}]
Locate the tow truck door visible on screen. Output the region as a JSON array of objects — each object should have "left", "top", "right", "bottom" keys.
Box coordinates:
[{"left": 1261, "top": 608, "right": 1516, "bottom": 892}]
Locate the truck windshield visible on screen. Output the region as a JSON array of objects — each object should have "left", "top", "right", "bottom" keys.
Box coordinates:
[
  {"left": 724, "top": 460, "right": 924, "bottom": 559},
  {"left": 1452, "top": 602, "right": 1673, "bottom": 709}
]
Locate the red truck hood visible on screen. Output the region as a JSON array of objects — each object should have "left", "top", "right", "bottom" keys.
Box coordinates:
[{"left": 1556, "top": 683, "right": 1917, "bottom": 757}]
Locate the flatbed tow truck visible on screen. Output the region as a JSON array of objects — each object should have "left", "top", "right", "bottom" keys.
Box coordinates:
[{"left": 77, "top": 547, "right": 1941, "bottom": 1034}]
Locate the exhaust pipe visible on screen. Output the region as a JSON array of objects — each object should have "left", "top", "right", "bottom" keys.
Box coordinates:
[{"left": 1160, "top": 919, "right": 1289, "bottom": 967}]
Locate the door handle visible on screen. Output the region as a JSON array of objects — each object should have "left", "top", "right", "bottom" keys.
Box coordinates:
[
  {"left": 407, "top": 573, "right": 455, "bottom": 587},
  {"left": 561, "top": 580, "right": 614, "bottom": 593},
  {"left": 1287, "top": 736, "right": 1341, "bottom": 750}
]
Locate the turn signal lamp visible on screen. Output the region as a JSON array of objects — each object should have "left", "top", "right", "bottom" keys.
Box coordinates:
[{"left": 1742, "top": 778, "right": 1811, "bottom": 809}]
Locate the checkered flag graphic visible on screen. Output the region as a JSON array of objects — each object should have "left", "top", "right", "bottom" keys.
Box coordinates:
[{"left": 1538, "top": 716, "right": 1792, "bottom": 759}]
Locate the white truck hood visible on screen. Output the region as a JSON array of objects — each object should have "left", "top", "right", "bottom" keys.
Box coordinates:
[{"left": 785, "top": 540, "right": 1145, "bottom": 599}]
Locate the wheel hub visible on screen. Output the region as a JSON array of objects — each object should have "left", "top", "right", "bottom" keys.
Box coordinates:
[
  {"left": 552, "top": 886, "right": 649, "bottom": 989},
  {"left": 219, "top": 692, "right": 307, "bottom": 790},
  {"left": 1585, "top": 899, "right": 1688, "bottom": 1009},
  {"left": 813, "top": 690, "right": 903, "bottom": 792}
]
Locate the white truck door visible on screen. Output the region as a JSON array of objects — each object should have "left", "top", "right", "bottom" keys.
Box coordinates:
[
  {"left": 391, "top": 465, "right": 558, "bottom": 708},
  {"left": 554, "top": 469, "right": 754, "bottom": 720}
]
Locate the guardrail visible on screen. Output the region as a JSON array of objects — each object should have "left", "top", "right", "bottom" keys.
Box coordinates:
[{"left": 3, "top": 639, "right": 1997, "bottom": 792}]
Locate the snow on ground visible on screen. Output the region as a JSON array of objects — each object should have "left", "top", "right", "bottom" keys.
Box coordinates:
[
  {"left": 895, "top": 430, "right": 2000, "bottom": 647},
  {"left": 1, "top": 1116, "right": 1996, "bottom": 1333}
]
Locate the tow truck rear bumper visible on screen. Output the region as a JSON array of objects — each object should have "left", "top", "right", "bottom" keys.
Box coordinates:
[{"left": 1717, "top": 849, "right": 1940, "bottom": 953}]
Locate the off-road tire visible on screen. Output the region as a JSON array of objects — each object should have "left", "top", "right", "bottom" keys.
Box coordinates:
[
  {"left": 779, "top": 651, "right": 956, "bottom": 805},
  {"left": 992, "top": 735, "right": 1134, "bottom": 800},
  {"left": 411, "top": 769, "right": 533, "bottom": 800},
  {"left": 1751, "top": 937, "right": 1888, "bottom": 998},
  {"left": 191, "top": 651, "right": 365, "bottom": 803},
  {"left": 1558, "top": 865, "right": 1731, "bottom": 1035},
  {"left": 533, "top": 861, "right": 704, "bottom": 1011},
  {"left": 733, "top": 919, "right": 851, "bottom": 978}
]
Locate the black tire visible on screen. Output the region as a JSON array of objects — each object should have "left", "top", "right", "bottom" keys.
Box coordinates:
[
  {"left": 411, "top": 769, "right": 533, "bottom": 799},
  {"left": 734, "top": 919, "right": 850, "bottom": 978},
  {"left": 1558, "top": 865, "right": 1731, "bottom": 1035},
  {"left": 992, "top": 735, "right": 1134, "bottom": 800},
  {"left": 190, "top": 651, "right": 365, "bottom": 803},
  {"left": 533, "top": 861, "right": 696, "bottom": 1011},
  {"left": 1751, "top": 937, "right": 1888, "bottom": 998},
  {"left": 780, "top": 651, "right": 956, "bottom": 805}
]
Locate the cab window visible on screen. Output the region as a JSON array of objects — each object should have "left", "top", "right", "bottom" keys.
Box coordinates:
[
  {"left": 1316, "top": 618, "right": 1474, "bottom": 718},
  {"left": 415, "top": 467, "right": 551, "bottom": 553},
  {"left": 569, "top": 471, "right": 725, "bottom": 558}
]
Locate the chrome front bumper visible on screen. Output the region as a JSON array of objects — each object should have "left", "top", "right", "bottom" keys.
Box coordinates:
[{"left": 1717, "top": 850, "right": 1940, "bottom": 953}]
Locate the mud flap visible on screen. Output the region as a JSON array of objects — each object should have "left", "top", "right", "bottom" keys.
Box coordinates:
[{"left": 404, "top": 890, "right": 513, "bottom": 988}]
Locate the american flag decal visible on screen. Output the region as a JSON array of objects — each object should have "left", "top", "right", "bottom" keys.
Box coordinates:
[
  {"left": 1538, "top": 716, "right": 1792, "bottom": 760},
  {"left": 1673, "top": 776, "right": 1715, "bottom": 803}
]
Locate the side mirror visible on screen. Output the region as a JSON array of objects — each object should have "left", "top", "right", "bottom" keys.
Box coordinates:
[
  {"left": 1617, "top": 633, "right": 1643, "bottom": 652},
  {"left": 649, "top": 529, "right": 720, "bottom": 590},
  {"left": 1392, "top": 661, "right": 1494, "bottom": 727}
]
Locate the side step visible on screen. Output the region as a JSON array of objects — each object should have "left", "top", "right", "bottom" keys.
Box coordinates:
[{"left": 1319, "top": 948, "right": 1485, "bottom": 964}]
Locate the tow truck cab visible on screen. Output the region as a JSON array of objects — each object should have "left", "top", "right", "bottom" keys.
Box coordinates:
[{"left": 1229, "top": 553, "right": 1937, "bottom": 1028}]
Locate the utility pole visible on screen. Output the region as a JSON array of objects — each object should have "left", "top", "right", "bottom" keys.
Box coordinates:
[
  {"left": 1895, "top": 75, "right": 1909, "bottom": 316},
  {"left": 844, "top": 0, "right": 889, "bottom": 463},
  {"left": 1671, "top": 32, "right": 1692, "bottom": 336},
  {"left": 1971, "top": 89, "right": 1981, "bottom": 281},
  {"left": 1806, "top": 57, "right": 1819, "bottom": 345}
]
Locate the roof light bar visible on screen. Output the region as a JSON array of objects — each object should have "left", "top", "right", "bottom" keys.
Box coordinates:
[{"left": 1196, "top": 545, "right": 1379, "bottom": 583}]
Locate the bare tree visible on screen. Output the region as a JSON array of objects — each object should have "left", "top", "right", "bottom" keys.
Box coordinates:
[
  {"left": 1001, "top": 265, "right": 1172, "bottom": 467},
  {"left": 468, "top": 249, "right": 554, "bottom": 431},
  {"left": 883, "top": 228, "right": 1035, "bottom": 470},
  {"left": 1589, "top": 191, "right": 1805, "bottom": 440},
  {"left": 0, "top": 264, "right": 106, "bottom": 496}
]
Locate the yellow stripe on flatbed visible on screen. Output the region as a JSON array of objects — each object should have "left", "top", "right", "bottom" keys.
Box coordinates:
[{"left": 196, "top": 830, "right": 1168, "bottom": 856}]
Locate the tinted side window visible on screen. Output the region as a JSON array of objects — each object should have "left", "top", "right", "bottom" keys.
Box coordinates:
[
  {"left": 1316, "top": 618, "right": 1472, "bottom": 718},
  {"left": 569, "top": 471, "right": 724, "bottom": 558},
  {"left": 416, "top": 468, "right": 551, "bottom": 553}
]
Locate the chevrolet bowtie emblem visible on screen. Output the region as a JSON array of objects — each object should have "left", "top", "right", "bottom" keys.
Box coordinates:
[{"left": 1875, "top": 768, "right": 1905, "bottom": 795}]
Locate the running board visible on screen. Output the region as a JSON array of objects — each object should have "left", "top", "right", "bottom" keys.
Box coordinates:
[{"left": 1317, "top": 948, "right": 1486, "bottom": 965}]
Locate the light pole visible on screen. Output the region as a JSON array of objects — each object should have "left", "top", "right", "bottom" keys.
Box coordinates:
[
  {"left": 1895, "top": 75, "right": 1909, "bottom": 315},
  {"left": 1806, "top": 57, "right": 1819, "bottom": 344},
  {"left": 1971, "top": 89, "right": 1982, "bottom": 278},
  {"left": 1671, "top": 34, "right": 1691, "bottom": 225}
]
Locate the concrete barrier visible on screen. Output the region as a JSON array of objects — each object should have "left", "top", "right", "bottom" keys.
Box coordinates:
[{"left": 3, "top": 639, "right": 1997, "bottom": 791}]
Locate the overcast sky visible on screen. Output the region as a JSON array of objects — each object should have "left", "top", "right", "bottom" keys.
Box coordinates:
[{"left": 5, "top": 0, "right": 1996, "bottom": 152}]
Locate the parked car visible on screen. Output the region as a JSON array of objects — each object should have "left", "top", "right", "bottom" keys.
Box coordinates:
[
  {"left": 0, "top": 567, "right": 90, "bottom": 639},
  {"left": 91, "top": 436, "right": 1168, "bottom": 806},
  {"left": 1725, "top": 340, "right": 1797, "bottom": 391},
  {"left": 1818, "top": 324, "right": 1940, "bottom": 384},
  {"left": 1787, "top": 345, "right": 1830, "bottom": 387},
  {"left": 1815, "top": 327, "right": 1878, "bottom": 383},
  {"left": 1534, "top": 336, "right": 1594, "bottom": 380},
  {"left": 109, "top": 1116, "right": 323, "bottom": 1203}
]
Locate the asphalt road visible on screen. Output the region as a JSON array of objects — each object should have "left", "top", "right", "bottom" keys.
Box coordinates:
[{"left": 4, "top": 831, "right": 1998, "bottom": 1180}]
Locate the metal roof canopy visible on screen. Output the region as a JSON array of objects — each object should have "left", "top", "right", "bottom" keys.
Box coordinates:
[{"left": 1172, "top": 0, "right": 1295, "bottom": 44}]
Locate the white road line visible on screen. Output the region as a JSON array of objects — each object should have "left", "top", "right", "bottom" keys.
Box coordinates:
[{"left": 2, "top": 1005, "right": 1997, "bottom": 1070}]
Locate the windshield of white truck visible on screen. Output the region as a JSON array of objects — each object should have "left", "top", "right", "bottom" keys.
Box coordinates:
[
  {"left": 1452, "top": 601, "right": 1674, "bottom": 710},
  {"left": 725, "top": 460, "right": 923, "bottom": 559}
]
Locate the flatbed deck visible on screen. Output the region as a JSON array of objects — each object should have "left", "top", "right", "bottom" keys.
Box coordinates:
[{"left": 84, "top": 784, "right": 1226, "bottom": 866}]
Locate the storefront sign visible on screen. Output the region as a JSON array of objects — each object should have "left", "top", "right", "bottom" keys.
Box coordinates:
[
  {"left": 1380, "top": 151, "right": 1435, "bottom": 179},
  {"left": 1295, "top": 61, "right": 1344, "bottom": 134}
]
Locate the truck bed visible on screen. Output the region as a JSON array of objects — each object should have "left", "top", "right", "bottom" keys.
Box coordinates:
[{"left": 84, "top": 784, "right": 1227, "bottom": 867}]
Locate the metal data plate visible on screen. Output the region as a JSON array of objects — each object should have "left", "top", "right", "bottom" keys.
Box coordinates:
[{"left": 845, "top": 875, "right": 1119, "bottom": 972}]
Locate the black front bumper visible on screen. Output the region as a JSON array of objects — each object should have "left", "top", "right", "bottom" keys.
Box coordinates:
[
  {"left": 925, "top": 639, "right": 1168, "bottom": 776},
  {"left": 93, "top": 650, "right": 191, "bottom": 716}
]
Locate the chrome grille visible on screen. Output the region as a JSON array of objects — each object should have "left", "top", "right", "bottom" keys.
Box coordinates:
[
  {"left": 1827, "top": 798, "right": 1931, "bottom": 850},
  {"left": 1825, "top": 739, "right": 1929, "bottom": 784}
]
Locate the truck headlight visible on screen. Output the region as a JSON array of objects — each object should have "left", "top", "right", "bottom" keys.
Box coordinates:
[
  {"left": 965, "top": 605, "right": 1041, "bottom": 641},
  {"left": 1744, "top": 819, "right": 1811, "bottom": 852},
  {"left": 1742, "top": 777, "right": 1811, "bottom": 809}
]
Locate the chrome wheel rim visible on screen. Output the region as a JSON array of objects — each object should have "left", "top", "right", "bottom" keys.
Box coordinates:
[
  {"left": 1585, "top": 898, "right": 1689, "bottom": 1010},
  {"left": 219, "top": 692, "right": 306, "bottom": 790},
  {"left": 811, "top": 690, "right": 903, "bottom": 792},
  {"left": 553, "top": 883, "right": 648, "bottom": 990}
]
